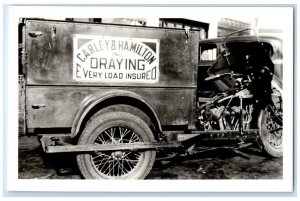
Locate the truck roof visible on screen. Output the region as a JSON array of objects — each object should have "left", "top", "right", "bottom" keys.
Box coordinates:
[{"left": 199, "top": 35, "right": 282, "bottom": 44}]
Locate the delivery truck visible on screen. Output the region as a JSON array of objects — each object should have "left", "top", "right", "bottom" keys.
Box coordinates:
[{"left": 19, "top": 18, "right": 282, "bottom": 179}]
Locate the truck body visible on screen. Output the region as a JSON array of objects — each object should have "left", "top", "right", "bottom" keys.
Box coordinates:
[{"left": 20, "top": 19, "right": 199, "bottom": 137}]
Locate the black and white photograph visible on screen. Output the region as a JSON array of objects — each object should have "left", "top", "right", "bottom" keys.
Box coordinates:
[
  {"left": 2, "top": 2, "right": 296, "bottom": 196},
  {"left": 18, "top": 16, "right": 284, "bottom": 180}
]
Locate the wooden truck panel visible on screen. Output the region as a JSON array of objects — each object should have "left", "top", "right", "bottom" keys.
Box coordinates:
[{"left": 23, "top": 19, "right": 199, "bottom": 130}]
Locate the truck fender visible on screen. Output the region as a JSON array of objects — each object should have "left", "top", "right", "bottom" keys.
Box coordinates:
[{"left": 71, "top": 90, "right": 162, "bottom": 138}]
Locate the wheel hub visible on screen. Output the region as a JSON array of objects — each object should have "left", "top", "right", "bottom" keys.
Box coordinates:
[
  {"left": 112, "top": 151, "right": 124, "bottom": 159},
  {"left": 90, "top": 125, "right": 143, "bottom": 178}
]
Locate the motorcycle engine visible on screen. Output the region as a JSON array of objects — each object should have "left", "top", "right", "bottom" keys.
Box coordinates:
[
  {"left": 202, "top": 106, "right": 225, "bottom": 121},
  {"left": 199, "top": 105, "right": 245, "bottom": 131}
]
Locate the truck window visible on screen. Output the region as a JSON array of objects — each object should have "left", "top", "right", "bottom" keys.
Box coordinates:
[{"left": 200, "top": 44, "right": 217, "bottom": 61}]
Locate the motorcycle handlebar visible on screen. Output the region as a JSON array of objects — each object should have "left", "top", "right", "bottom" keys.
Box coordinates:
[{"left": 205, "top": 72, "right": 244, "bottom": 81}]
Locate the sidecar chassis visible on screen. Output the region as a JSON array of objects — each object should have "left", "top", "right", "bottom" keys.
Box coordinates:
[{"left": 40, "top": 129, "right": 260, "bottom": 154}]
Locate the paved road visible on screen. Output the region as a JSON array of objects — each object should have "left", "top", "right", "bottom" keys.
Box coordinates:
[{"left": 18, "top": 135, "right": 282, "bottom": 179}]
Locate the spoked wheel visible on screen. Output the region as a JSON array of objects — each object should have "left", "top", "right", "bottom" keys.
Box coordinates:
[
  {"left": 77, "top": 112, "right": 156, "bottom": 179},
  {"left": 258, "top": 84, "right": 283, "bottom": 157}
]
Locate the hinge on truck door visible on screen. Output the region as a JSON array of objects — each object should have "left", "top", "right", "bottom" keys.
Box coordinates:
[
  {"left": 184, "top": 27, "right": 190, "bottom": 41},
  {"left": 18, "top": 75, "right": 26, "bottom": 135},
  {"left": 20, "top": 48, "right": 27, "bottom": 67}
]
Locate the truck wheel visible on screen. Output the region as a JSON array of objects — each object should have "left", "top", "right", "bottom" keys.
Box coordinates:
[
  {"left": 77, "top": 112, "right": 156, "bottom": 179},
  {"left": 258, "top": 105, "right": 283, "bottom": 158}
]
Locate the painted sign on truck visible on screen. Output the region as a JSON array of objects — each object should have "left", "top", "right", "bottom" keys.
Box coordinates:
[{"left": 73, "top": 35, "right": 160, "bottom": 83}]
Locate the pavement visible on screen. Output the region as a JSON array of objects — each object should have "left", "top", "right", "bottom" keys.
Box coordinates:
[{"left": 18, "top": 135, "right": 283, "bottom": 180}]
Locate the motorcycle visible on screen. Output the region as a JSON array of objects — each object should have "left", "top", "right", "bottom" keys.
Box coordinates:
[{"left": 195, "top": 29, "right": 283, "bottom": 158}]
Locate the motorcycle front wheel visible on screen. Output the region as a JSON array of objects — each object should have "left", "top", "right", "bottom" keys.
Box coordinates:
[{"left": 258, "top": 104, "right": 283, "bottom": 157}]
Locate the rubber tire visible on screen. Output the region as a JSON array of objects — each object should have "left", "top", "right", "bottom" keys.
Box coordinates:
[
  {"left": 258, "top": 107, "right": 283, "bottom": 158},
  {"left": 77, "top": 111, "right": 156, "bottom": 179}
]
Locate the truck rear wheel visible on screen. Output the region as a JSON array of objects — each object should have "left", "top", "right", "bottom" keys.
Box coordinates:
[{"left": 77, "top": 112, "right": 156, "bottom": 179}]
